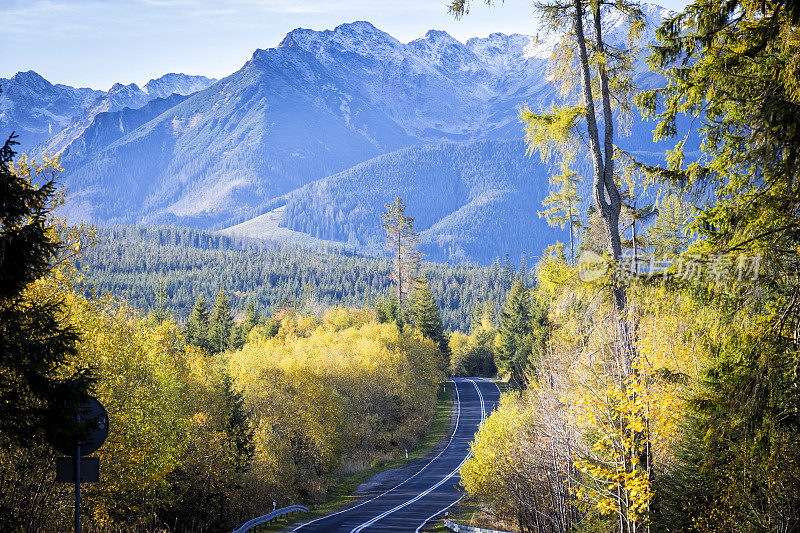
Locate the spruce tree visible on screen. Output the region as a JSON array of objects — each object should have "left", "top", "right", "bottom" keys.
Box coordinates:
[
  {"left": 221, "top": 373, "right": 254, "bottom": 473},
  {"left": 497, "top": 278, "right": 532, "bottom": 388},
  {"left": 242, "top": 301, "right": 260, "bottom": 335},
  {"left": 210, "top": 290, "right": 234, "bottom": 354},
  {"left": 374, "top": 299, "right": 389, "bottom": 323},
  {"left": 375, "top": 294, "right": 402, "bottom": 327},
  {"left": 228, "top": 326, "right": 244, "bottom": 351},
  {"left": 229, "top": 301, "right": 259, "bottom": 351},
  {"left": 185, "top": 295, "right": 210, "bottom": 352},
  {"left": 501, "top": 254, "right": 514, "bottom": 291},
  {"left": 411, "top": 277, "right": 450, "bottom": 362},
  {"left": 471, "top": 303, "right": 484, "bottom": 332},
  {"left": 0, "top": 134, "right": 93, "bottom": 445},
  {"left": 147, "top": 279, "right": 171, "bottom": 325}
]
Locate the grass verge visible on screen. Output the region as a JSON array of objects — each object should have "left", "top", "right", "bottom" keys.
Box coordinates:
[{"left": 249, "top": 380, "right": 456, "bottom": 532}]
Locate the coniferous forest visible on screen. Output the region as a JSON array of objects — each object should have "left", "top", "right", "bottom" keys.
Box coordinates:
[
  {"left": 73, "top": 225, "right": 524, "bottom": 332},
  {"left": 1, "top": 0, "right": 799, "bottom": 532}
]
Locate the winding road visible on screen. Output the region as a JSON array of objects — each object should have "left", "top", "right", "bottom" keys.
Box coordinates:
[{"left": 290, "top": 378, "right": 501, "bottom": 533}]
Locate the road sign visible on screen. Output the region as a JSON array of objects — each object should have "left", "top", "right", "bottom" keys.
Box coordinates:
[
  {"left": 48, "top": 396, "right": 109, "bottom": 533},
  {"left": 56, "top": 457, "right": 99, "bottom": 483},
  {"left": 49, "top": 397, "right": 109, "bottom": 456}
]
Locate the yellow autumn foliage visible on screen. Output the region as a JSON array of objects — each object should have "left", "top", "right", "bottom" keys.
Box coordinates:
[
  {"left": 228, "top": 308, "right": 442, "bottom": 501},
  {"left": 460, "top": 253, "right": 721, "bottom": 530},
  {"left": 2, "top": 154, "right": 443, "bottom": 528}
]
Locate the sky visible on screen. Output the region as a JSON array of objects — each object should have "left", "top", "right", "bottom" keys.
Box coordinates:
[{"left": 1, "top": 0, "right": 692, "bottom": 90}]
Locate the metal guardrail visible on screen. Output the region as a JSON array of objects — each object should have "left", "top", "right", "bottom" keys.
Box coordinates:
[
  {"left": 443, "top": 519, "right": 516, "bottom": 533},
  {"left": 232, "top": 505, "right": 309, "bottom": 533}
]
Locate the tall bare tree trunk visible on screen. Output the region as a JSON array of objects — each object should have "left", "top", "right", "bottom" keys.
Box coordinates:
[
  {"left": 572, "top": 0, "right": 632, "bottom": 374},
  {"left": 569, "top": 202, "right": 575, "bottom": 264},
  {"left": 573, "top": 3, "right": 643, "bottom": 532},
  {"left": 397, "top": 230, "right": 402, "bottom": 305}
]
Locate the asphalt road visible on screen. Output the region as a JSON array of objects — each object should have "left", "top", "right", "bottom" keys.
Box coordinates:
[{"left": 291, "top": 377, "right": 502, "bottom": 533}]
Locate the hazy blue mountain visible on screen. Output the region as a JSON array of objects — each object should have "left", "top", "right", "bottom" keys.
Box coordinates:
[
  {"left": 0, "top": 71, "right": 102, "bottom": 154},
  {"left": 57, "top": 93, "right": 190, "bottom": 181},
  {"left": 143, "top": 73, "right": 217, "bottom": 99},
  {"left": 57, "top": 39, "right": 419, "bottom": 227},
  {"left": 36, "top": 73, "right": 216, "bottom": 157},
  {"left": 4, "top": 4, "right": 684, "bottom": 264},
  {"left": 35, "top": 82, "right": 150, "bottom": 157},
  {"left": 0, "top": 70, "right": 216, "bottom": 156},
  {"left": 222, "top": 140, "right": 570, "bottom": 264},
  {"left": 49, "top": 4, "right": 670, "bottom": 228}
]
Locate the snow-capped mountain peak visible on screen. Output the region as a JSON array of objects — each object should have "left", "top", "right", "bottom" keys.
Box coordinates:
[
  {"left": 2, "top": 7, "right": 680, "bottom": 260},
  {"left": 143, "top": 73, "right": 217, "bottom": 99},
  {"left": 104, "top": 82, "right": 149, "bottom": 111},
  {"left": 421, "top": 29, "right": 462, "bottom": 45},
  {"left": 11, "top": 70, "right": 53, "bottom": 93},
  {"left": 0, "top": 70, "right": 103, "bottom": 152},
  {"left": 276, "top": 21, "right": 404, "bottom": 63}
]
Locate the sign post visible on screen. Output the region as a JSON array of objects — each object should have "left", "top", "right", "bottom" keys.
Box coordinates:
[
  {"left": 75, "top": 431, "right": 81, "bottom": 533},
  {"left": 50, "top": 397, "right": 109, "bottom": 533}
]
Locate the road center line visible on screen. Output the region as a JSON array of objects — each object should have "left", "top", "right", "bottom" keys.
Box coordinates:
[
  {"left": 412, "top": 379, "right": 502, "bottom": 533},
  {"left": 292, "top": 379, "right": 462, "bottom": 531},
  {"left": 349, "top": 379, "right": 489, "bottom": 533}
]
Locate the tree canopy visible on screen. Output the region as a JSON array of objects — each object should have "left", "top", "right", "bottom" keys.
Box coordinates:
[
  {"left": 381, "top": 197, "right": 421, "bottom": 307},
  {"left": 0, "top": 135, "right": 92, "bottom": 446}
]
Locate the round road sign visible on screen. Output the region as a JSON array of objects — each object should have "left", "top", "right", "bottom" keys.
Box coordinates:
[{"left": 48, "top": 397, "right": 109, "bottom": 456}]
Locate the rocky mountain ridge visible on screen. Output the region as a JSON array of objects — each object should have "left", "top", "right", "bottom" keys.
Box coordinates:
[{"left": 1, "top": 4, "right": 679, "bottom": 264}]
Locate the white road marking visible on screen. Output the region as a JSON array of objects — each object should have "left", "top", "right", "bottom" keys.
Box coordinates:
[
  {"left": 412, "top": 379, "right": 502, "bottom": 533},
  {"left": 349, "top": 379, "right": 493, "bottom": 533},
  {"left": 349, "top": 451, "right": 473, "bottom": 532},
  {"left": 292, "top": 380, "right": 462, "bottom": 531},
  {"left": 414, "top": 496, "right": 464, "bottom": 533}
]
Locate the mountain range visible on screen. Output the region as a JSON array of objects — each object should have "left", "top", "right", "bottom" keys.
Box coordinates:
[{"left": 0, "top": 3, "right": 686, "bottom": 264}]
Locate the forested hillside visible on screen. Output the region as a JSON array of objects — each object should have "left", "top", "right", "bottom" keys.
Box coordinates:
[
  {"left": 225, "top": 140, "right": 568, "bottom": 264},
  {"left": 74, "top": 225, "right": 526, "bottom": 332}
]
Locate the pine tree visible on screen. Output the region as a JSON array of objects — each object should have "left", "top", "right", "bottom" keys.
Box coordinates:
[
  {"left": 242, "top": 301, "right": 260, "bottom": 335},
  {"left": 538, "top": 161, "right": 582, "bottom": 264},
  {"left": 381, "top": 197, "right": 421, "bottom": 307},
  {"left": 497, "top": 278, "right": 532, "bottom": 388},
  {"left": 210, "top": 290, "right": 234, "bottom": 354},
  {"left": 185, "top": 295, "right": 210, "bottom": 352},
  {"left": 0, "top": 133, "right": 93, "bottom": 445},
  {"left": 411, "top": 277, "right": 449, "bottom": 362}
]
